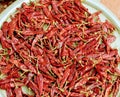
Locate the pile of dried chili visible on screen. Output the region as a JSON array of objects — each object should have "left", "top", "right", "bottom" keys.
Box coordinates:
[{"left": 0, "top": 0, "right": 120, "bottom": 97}]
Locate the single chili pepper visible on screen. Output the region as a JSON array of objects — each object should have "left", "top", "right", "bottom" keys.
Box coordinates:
[
  {"left": 11, "top": 60, "right": 28, "bottom": 72},
  {"left": 42, "top": 73, "right": 55, "bottom": 81},
  {"left": 60, "top": 67, "right": 70, "bottom": 88},
  {"left": 74, "top": 77, "right": 89, "bottom": 89},
  {"left": 51, "top": 1, "right": 59, "bottom": 14},
  {"left": 28, "top": 81, "right": 39, "bottom": 96},
  {"left": 68, "top": 71, "right": 78, "bottom": 89},
  {"left": 31, "top": 34, "right": 43, "bottom": 49},
  {"left": 104, "top": 84, "right": 112, "bottom": 97},
  {"left": 37, "top": 73, "right": 43, "bottom": 95},
  {"left": 1, "top": 63, "right": 13, "bottom": 74},
  {"left": 61, "top": 45, "right": 69, "bottom": 59},
  {"left": 8, "top": 18, "right": 17, "bottom": 37},
  {"left": 14, "top": 88, "right": 23, "bottom": 97},
  {"left": 24, "top": 61, "right": 37, "bottom": 74},
  {"left": 0, "top": 30, "right": 3, "bottom": 39},
  {"left": 51, "top": 67, "right": 62, "bottom": 79},
  {"left": 80, "top": 64, "right": 94, "bottom": 76},
  {"left": 43, "top": 5, "right": 53, "bottom": 19},
  {"left": 46, "top": 28, "right": 58, "bottom": 39},
  {"left": 50, "top": 86, "right": 56, "bottom": 97},
  {"left": 69, "top": 92, "right": 85, "bottom": 97},
  {"left": 113, "top": 79, "right": 120, "bottom": 97},
  {"left": 0, "top": 36, "right": 11, "bottom": 49},
  {"left": 67, "top": 63, "right": 76, "bottom": 82},
  {"left": 0, "top": 78, "right": 14, "bottom": 85},
  {"left": 1, "top": 22, "right": 9, "bottom": 37},
  {"left": 6, "top": 88, "right": 14, "bottom": 97}
]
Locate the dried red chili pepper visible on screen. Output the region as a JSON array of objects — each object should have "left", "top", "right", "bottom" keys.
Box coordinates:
[
  {"left": 36, "top": 73, "right": 43, "bottom": 95},
  {"left": 14, "top": 88, "right": 23, "bottom": 97},
  {"left": 0, "top": 0, "right": 120, "bottom": 97}
]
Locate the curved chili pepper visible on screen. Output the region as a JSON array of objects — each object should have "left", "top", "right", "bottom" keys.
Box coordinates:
[
  {"left": 14, "top": 88, "right": 23, "bottom": 97},
  {"left": 60, "top": 67, "right": 70, "bottom": 88},
  {"left": 37, "top": 73, "right": 43, "bottom": 95}
]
